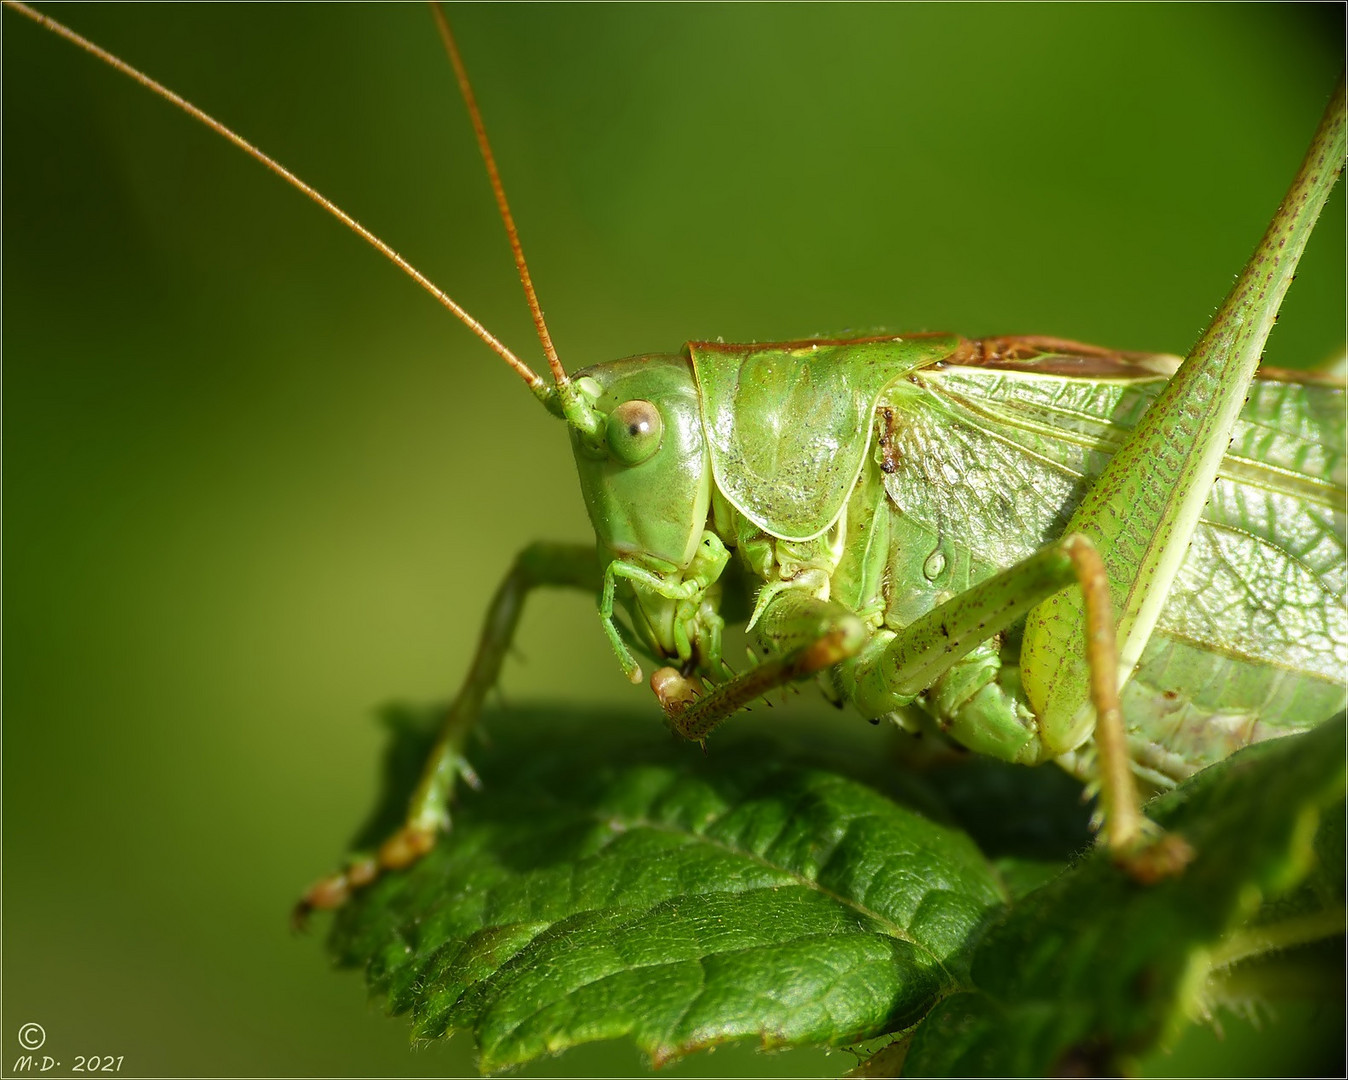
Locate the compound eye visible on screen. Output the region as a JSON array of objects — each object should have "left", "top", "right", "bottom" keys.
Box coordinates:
[{"left": 606, "top": 399, "right": 663, "bottom": 465}]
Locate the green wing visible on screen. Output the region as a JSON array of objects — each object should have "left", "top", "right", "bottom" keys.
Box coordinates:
[
  {"left": 688, "top": 335, "right": 960, "bottom": 541},
  {"left": 881, "top": 349, "right": 1345, "bottom": 780}
]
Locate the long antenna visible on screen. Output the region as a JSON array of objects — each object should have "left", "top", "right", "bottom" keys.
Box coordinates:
[
  {"left": 429, "top": 2, "right": 568, "bottom": 388},
  {"left": 4, "top": 0, "right": 546, "bottom": 391}
]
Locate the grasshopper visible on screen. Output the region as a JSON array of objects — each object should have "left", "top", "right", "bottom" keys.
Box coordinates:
[{"left": 7, "top": 6, "right": 1344, "bottom": 919}]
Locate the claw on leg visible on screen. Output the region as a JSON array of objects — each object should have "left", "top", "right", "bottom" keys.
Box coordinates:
[
  {"left": 293, "top": 851, "right": 378, "bottom": 930},
  {"left": 291, "top": 738, "right": 476, "bottom": 923},
  {"left": 1112, "top": 829, "right": 1195, "bottom": 885},
  {"left": 651, "top": 666, "right": 703, "bottom": 714},
  {"left": 292, "top": 825, "right": 442, "bottom": 930}
]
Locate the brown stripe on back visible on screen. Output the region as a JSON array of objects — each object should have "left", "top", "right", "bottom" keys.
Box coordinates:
[
  {"left": 686, "top": 332, "right": 1343, "bottom": 387},
  {"left": 966, "top": 335, "right": 1345, "bottom": 387},
  {"left": 686, "top": 331, "right": 971, "bottom": 356},
  {"left": 965, "top": 335, "right": 1182, "bottom": 378}
]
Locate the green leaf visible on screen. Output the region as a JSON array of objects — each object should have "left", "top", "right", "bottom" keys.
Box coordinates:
[
  {"left": 900, "top": 715, "right": 1346, "bottom": 1077},
  {"left": 328, "top": 707, "right": 1006, "bottom": 1072},
  {"left": 326, "top": 709, "right": 1344, "bottom": 1075}
]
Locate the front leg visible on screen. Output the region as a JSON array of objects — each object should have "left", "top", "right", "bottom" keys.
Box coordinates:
[
  {"left": 297, "top": 541, "right": 601, "bottom": 919},
  {"left": 659, "top": 587, "right": 868, "bottom": 743}
]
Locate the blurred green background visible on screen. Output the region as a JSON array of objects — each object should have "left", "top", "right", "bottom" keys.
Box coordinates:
[{"left": 4, "top": 4, "right": 1343, "bottom": 1077}]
